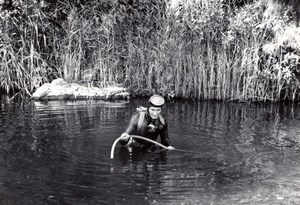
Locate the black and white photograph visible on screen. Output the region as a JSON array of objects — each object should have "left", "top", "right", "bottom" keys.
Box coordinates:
[{"left": 1, "top": 0, "right": 300, "bottom": 204}]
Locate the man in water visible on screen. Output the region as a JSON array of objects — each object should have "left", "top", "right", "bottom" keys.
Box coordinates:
[{"left": 119, "top": 94, "right": 175, "bottom": 152}]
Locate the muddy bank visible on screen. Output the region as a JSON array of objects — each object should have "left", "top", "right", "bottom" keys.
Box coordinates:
[{"left": 32, "top": 78, "right": 130, "bottom": 101}]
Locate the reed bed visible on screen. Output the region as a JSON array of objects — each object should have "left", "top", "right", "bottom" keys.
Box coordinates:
[{"left": 0, "top": 0, "right": 299, "bottom": 102}]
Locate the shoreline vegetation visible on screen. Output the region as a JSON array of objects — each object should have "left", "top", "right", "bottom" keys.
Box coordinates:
[
  {"left": 0, "top": 0, "right": 300, "bottom": 102},
  {"left": 31, "top": 78, "right": 130, "bottom": 101}
]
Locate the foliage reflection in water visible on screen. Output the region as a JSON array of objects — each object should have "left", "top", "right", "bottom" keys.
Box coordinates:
[{"left": 0, "top": 99, "right": 300, "bottom": 204}]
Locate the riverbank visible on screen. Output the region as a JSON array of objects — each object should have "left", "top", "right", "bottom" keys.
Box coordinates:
[
  {"left": 1, "top": 1, "right": 299, "bottom": 102},
  {"left": 32, "top": 78, "right": 130, "bottom": 101}
]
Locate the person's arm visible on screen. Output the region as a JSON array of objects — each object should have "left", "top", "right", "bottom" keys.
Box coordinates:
[
  {"left": 159, "top": 120, "right": 174, "bottom": 150},
  {"left": 119, "top": 113, "right": 139, "bottom": 145},
  {"left": 119, "top": 133, "right": 130, "bottom": 145}
]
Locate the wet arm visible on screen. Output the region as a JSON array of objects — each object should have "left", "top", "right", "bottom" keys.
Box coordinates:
[
  {"left": 119, "top": 113, "right": 138, "bottom": 145},
  {"left": 160, "top": 122, "right": 171, "bottom": 147}
]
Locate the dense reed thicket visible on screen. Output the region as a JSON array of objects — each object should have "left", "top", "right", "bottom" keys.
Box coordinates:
[{"left": 0, "top": 0, "right": 299, "bottom": 101}]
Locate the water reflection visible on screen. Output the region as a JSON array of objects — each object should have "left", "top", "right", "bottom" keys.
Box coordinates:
[{"left": 0, "top": 99, "right": 300, "bottom": 204}]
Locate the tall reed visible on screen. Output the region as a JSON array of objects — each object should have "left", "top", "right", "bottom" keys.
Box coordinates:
[
  {"left": 1, "top": 0, "right": 299, "bottom": 101},
  {"left": 0, "top": 4, "right": 49, "bottom": 96}
]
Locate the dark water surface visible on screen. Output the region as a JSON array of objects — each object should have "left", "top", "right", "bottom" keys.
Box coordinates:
[{"left": 0, "top": 99, "right": 300, "bottom": 205}]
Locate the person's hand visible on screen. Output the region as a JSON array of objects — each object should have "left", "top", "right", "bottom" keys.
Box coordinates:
[
  {"left": 167, "top": 146, "right": 175, "bottom": 150},
  {"left": 120, "top": 133, "right": 130, "bottom": 141}
]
